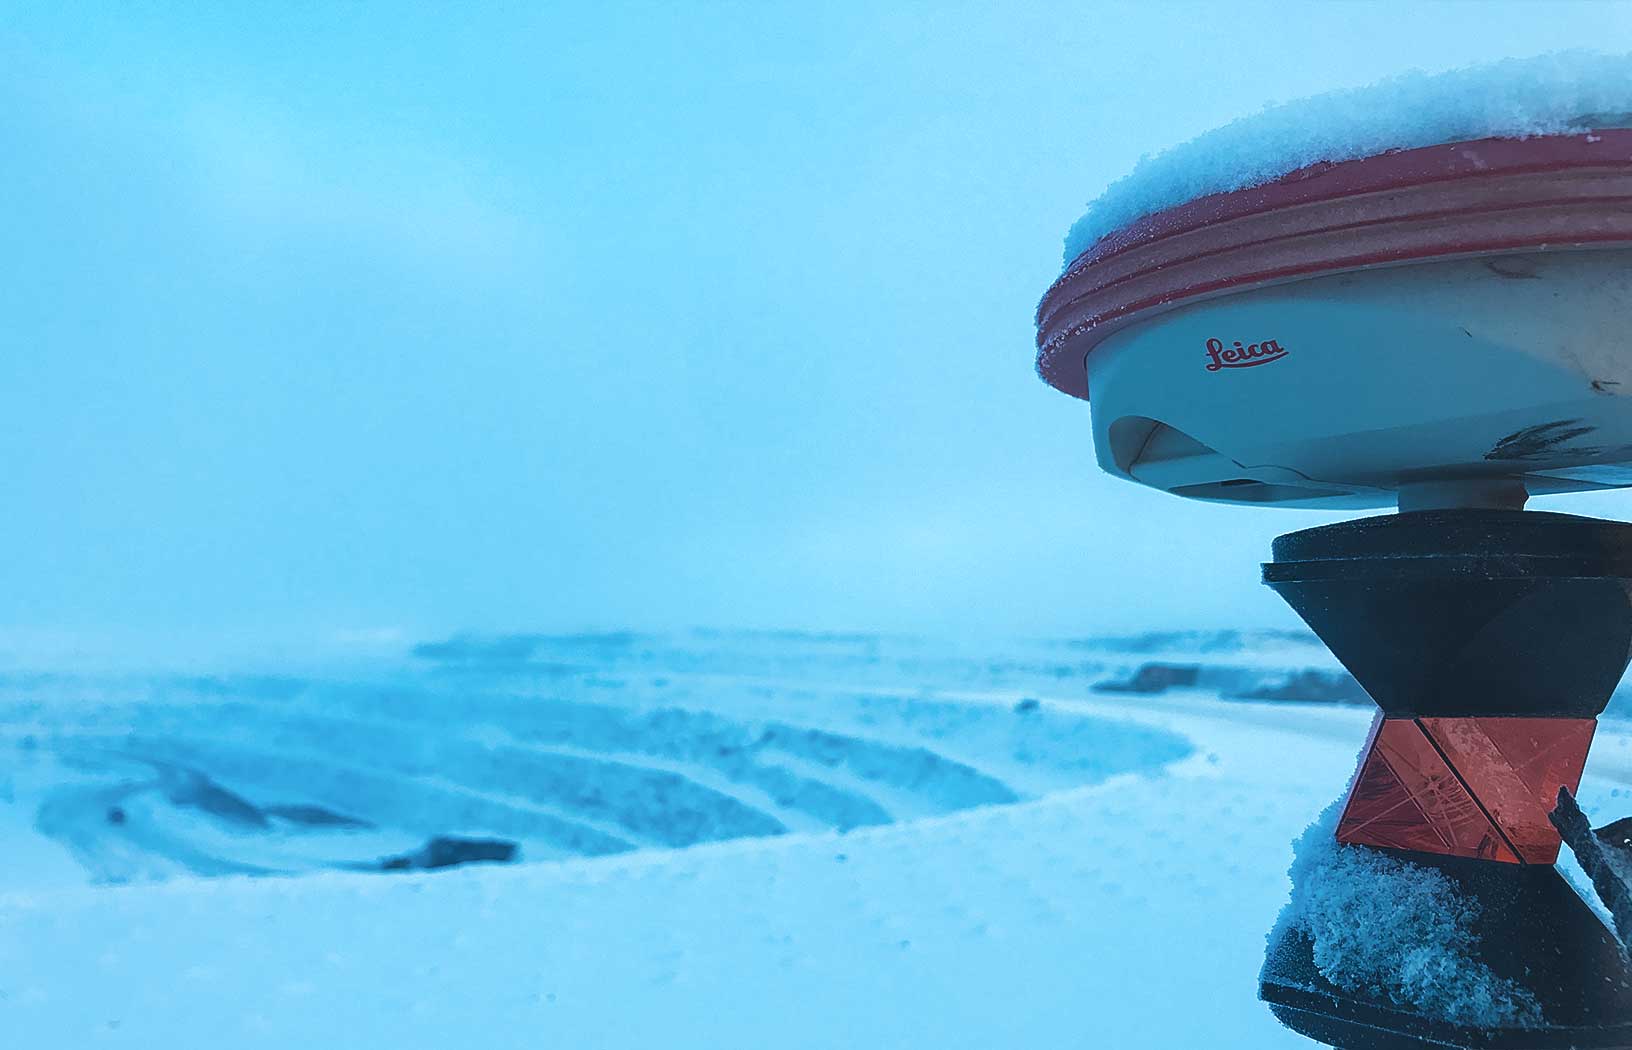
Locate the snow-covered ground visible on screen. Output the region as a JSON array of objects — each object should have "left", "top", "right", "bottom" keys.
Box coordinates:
[{"left": 2, "top": 631, "right": 1629, "bottom": 1048}]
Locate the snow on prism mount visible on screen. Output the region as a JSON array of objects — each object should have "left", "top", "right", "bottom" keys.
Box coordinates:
[{"left": 1036, "top": 129, "right": 1632, "bottom": 1048}]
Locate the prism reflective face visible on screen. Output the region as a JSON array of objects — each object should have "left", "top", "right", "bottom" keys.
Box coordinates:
[{"left": 1335, "top": 715, "right": 1594, "bottom": 865}]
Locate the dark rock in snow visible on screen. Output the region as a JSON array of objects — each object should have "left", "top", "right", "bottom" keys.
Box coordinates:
[
  {"left": 1095, "top": 663, "right": 1201, "bottom": 694},
  {"left": 377, "top": 836, "right": 519, "bottom": 872},
  {"left": 264, "top": 804, "right": 374, "bottom": 829},
  {"left": 1095, "top": 660, "right": 1369, "bottom": 705},
  {"left": 163, "top": 770, "right": 270, "bottom": 829}
]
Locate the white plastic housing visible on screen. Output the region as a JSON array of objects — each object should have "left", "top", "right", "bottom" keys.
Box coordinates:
[{"left": 1087, "top": 249, "right": 1632, "bottom": 509}]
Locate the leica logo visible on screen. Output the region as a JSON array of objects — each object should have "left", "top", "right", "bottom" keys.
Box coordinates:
[{"left": 1204, "top": 337, "right": 1288, "bottom": 372}]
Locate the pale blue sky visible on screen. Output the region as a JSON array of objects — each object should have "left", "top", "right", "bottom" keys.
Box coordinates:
[{"left": 5, "top": 2, "right": 1632, "bottom": 662}]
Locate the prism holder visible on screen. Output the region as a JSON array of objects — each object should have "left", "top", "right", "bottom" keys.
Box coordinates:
[{"left": 1259, "top": 508, "right": 1632, "bottom": 1049}]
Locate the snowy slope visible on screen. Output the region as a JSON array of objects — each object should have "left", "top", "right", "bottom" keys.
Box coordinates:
[{"left": 2, "top": 632, "right": 1629, "bottom": 1049}]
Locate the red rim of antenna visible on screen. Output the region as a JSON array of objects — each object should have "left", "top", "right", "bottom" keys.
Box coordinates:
[{"left": 1035, "top": 130, "right": 1632, "bottom": 402}]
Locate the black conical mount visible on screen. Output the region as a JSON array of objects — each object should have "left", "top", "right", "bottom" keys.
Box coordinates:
[{"left": 1263, "top": 510, "right": 1632, "bottom": 718}]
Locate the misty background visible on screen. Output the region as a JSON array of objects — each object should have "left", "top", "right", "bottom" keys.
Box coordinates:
[{"left": 5, "top": 1, "right": 1632, "bottom": 667}]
